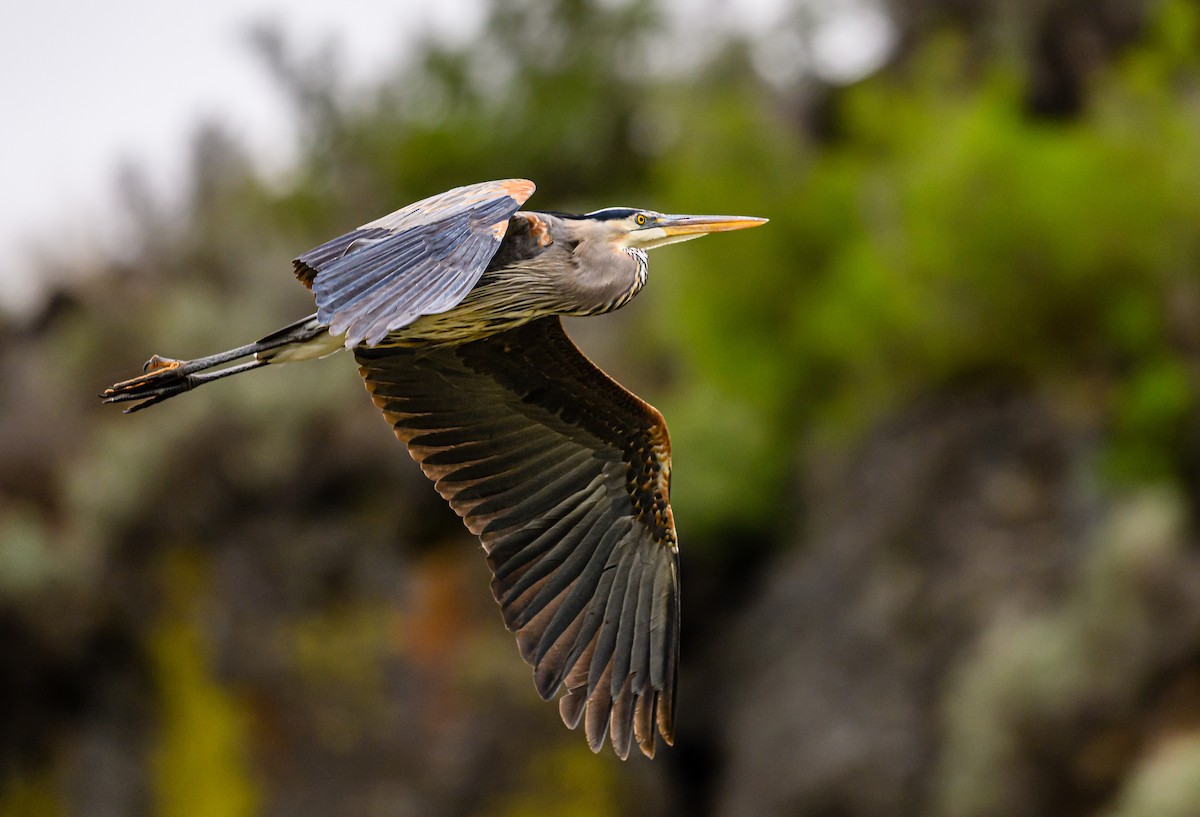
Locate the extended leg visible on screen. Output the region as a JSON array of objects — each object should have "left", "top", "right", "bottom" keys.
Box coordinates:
[
  {"left": 102, "top": 358, "right": 269, "bottom": 412},
  {"left": 101, "top": 314, "right": 332, "bottom": 412}
]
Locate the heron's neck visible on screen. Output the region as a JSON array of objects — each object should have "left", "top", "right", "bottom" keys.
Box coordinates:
[
  {"left": 600, "top": 248, "right": 647, "bottom": 313},
  {"left": 625, "top": 248, "right": 649, "bottom": 290}
]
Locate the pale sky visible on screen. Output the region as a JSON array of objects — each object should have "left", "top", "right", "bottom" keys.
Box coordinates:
[
  {"left": 0, "top": 0, "right": 486, "bottom": 312},
  {"left": 0, "top": 0, "right": 889, "bottom": 314}
]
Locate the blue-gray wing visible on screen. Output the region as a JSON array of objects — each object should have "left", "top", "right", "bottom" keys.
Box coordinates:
[
  {"left": 294, "top": 179, "right": 536, "bottom": 347},
  {"left": 355, "top": 317, "right": 680, "bottom": 760}
]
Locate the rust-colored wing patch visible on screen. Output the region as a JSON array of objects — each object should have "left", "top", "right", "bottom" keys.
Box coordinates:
[
  {"left": 513, "top": 212, "right": 553, "bottom": 247},
  {"left": 355, "top": 317, "right": 679, "bottom": 759}
]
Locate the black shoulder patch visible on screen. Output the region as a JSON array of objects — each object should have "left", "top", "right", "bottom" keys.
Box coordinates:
[{"left": 487, "top": 214, "right": 553, "bottom": 269}]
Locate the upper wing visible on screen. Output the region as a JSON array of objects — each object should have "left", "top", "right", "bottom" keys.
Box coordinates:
[
  {"left": 294, "top": 179, "right": 535, "bottom": 347},
  {"left": 355, "top": 317, "right": 680, "bottom": 759}
]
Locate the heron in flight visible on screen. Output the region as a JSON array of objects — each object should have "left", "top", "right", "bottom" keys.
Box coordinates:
[{"left": 103, "top": 179, "right": 766, "bottom": 759}]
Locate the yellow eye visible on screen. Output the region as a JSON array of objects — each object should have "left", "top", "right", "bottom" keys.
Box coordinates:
[{"left": 635, "top": 214, "right": 647, "bottom": 225}]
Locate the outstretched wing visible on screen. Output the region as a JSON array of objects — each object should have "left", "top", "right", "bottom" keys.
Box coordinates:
[
  {"left": 295, "top": 179, "right": 535, "bottom": 347},
  {"left": 355, "top": 317, "right": 680, "bottom": 759}
]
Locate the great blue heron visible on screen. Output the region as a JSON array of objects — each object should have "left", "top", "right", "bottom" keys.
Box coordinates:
[{"left": 102, "top": 179, "right": 766, "bottom": 759}]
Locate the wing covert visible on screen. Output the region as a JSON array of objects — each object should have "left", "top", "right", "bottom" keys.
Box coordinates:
[
  {"left": 295, "top": 179, "right": 535, "bottom": 347},
  {"left": 355, "top": 317, "right": 680, "bottom": 759}
]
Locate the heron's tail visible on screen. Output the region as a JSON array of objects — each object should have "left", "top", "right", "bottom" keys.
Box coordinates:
[{"left": 101, "top": 314, "right": 339, "bottom": 413}]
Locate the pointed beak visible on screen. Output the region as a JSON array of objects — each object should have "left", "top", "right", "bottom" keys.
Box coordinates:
[
  {"left": 655, "top": 214, "right": 769, "bottom": 237},
  {"left": 625, "top": 212, "right": 768, "bottom": 250}
]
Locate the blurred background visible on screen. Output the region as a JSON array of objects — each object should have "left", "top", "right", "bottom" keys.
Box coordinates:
[{"left": 3, "top": 0, "right": 1200, "bottom": 814}]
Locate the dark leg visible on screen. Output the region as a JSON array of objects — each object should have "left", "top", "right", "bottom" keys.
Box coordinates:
[
  {"left": 101, "top": 314, "right": 327, "bottom": 412},
  {"left": 102, "top": 358, "right": 269, "bottom": 412}
]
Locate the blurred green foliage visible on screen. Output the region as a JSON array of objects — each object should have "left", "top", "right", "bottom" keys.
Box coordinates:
[
  {"left": 657, "top": 4, "right": 1200, "bottom": 534},
  {"left": 488, "top": 745, "right": 619, "bottom": 817},
  {"left": 151, "top": 552, "right": 258, "bottom": 817},
  {"left": 0, "top": 768, "right": 59, "bottom": 817},
  {"left": 1105, "top": 734, "right": 1200, "bottom": 817}
]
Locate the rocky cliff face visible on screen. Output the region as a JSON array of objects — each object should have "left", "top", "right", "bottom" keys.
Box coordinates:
[{"left": 684, "top": 393, "right": 1200, "bottom": 817}]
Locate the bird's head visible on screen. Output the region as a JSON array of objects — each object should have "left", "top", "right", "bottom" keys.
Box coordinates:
[{"left": 574, "top": 207, "right": 768, "bottom": 251}]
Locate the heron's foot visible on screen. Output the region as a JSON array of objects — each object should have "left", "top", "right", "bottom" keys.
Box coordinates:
[
  {"left": 143, "top": 354, "right": 184, "bottom": 373},
  {"left": 102, "top": 356, "right": 195, "bottom": 412},
  {"left": 102, "top": 353, "right": 269, "bottom": 413}
]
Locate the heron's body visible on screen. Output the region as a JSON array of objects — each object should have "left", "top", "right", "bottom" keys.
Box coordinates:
[
  {"left": 363, "top": 213, "right": 648, "bottom": 346},
  {"left": 103, "top": 180, "right": 765, "bottom": 759}
]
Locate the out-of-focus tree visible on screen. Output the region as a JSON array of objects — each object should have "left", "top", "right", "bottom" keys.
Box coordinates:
[{"left": 882, "top": 0, "right": 1153, "bottom": 114}]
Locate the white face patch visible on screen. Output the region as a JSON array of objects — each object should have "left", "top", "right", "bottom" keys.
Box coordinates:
[{"left": 624, "top": 226, "right": 705, "bottom": 251}]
